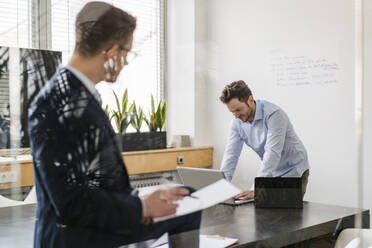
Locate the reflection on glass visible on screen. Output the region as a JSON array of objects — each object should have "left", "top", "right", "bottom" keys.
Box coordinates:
[
  {"left": 0, "top": 47, "right": 10, "bottom": 149},
  {"left": 0, "top": 46, "right": 62, "bottom": 150}
]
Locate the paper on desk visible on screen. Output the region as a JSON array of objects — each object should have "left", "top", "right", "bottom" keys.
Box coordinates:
[
  {"left": 150, "top": 233, "right": 168, "bottom": 248},
  {"left": 154, "top": 179, "right": 241, "bottom": 222},
  {"left": 200, "top": 235, "right": 238, "bottom": 248},
  {"left": 153, "top": 234, "right": 238, "bottom": 248}
]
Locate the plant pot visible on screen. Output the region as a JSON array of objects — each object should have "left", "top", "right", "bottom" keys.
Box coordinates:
[{"left": 119, "top": 131, "right": 167, "bottom": 151}]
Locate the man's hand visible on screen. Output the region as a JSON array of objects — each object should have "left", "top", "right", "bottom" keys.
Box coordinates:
[
  {"left": 143, "top": 187, "right": 189, "bottom": 219},
  {"left": 234, "top": 190, "right": 254, "bottom": 200}
]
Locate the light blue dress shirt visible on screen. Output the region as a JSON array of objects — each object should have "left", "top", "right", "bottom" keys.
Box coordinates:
[{"left": 221, "top": 100, "right": 309, "bottom": 184}]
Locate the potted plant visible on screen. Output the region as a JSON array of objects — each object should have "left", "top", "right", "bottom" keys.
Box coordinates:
[
  {"left": 106, "top": 91, "right": 167, "bottom": 151},
  {"left": 143, "top": 94, "right": 167, "bottom": 150},
  {"left": 130, "top": 101, "right": 144, "bottom": 133},
  {"left": 110, "top": 89, "right": 134, "bottom": 134},
  {"left": 121, "top": 95, "right": 167, "bottom": 151},
  {"left": 144, "top": 94, "right": 166, "bottom": 132},
  {"left": 105, "top": 89, "right": 134, "bottom": 150}
]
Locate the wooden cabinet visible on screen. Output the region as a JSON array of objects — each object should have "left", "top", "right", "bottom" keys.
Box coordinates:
[
  {"left": 0, "top": 160, "right": 34, "bottom": 190},
  {"left": 0, "top": 147, "right": 213, "bottom": 189},
  {"left": 124, "top": 146, "right": 213, "bottom": 175}
]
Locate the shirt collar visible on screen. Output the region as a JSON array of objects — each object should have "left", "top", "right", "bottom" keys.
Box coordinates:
[
  {"left": 65, "top": 65, "right": 102, "bottom": 105},
  {"left": 252, "top": 100, "right": 263, "bottom": 122}
]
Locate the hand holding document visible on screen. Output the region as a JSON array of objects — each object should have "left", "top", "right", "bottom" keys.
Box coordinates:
[{"left": 154, "top": 179, "right": 242, "bottom": 222}]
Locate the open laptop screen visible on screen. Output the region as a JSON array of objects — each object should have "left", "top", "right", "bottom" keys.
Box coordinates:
[
  {"left": 177, "top": 166, "right": 254, "bottom": 206},
  {"left": 254, "top": 177, "right": 303, "bottom": 209},
  {"left": 176, "top": 167, "right": 225, "bottom": 190}
]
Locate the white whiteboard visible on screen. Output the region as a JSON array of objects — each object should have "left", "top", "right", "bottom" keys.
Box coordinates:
[{"left": 202, "top": 0, "right": 358, "bottom": 206}]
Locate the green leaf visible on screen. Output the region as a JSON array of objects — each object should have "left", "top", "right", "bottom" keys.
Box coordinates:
[
  {"left": 161, "top": 101, "right": 167, "bottom": 130},
  {"left": 132, "top": 102, "right": 137, "bottom": 115},
  {"left": 138, "top": 108, "right": 144, "bottom": 132},
  {"left": 120, "top": 120, "right": 127, "bottom": 134},
  {"left": 139, "top": 109, "right": 144, "bottom": 123},
  {"left": 111, "top": 112, "right": 121, "bottom": 133},
  {"left": 104, "top": 104, "right": 111, "bottom": 118},
  {"left": 111, "top": 89, "right": 133, "bottom": 133},
  {"left": 143, "top": 95, "right": 167, "bottom": 132},
  {"left": 144, "top": 116, "right": 149, "bottom": 126},
  {"left": 128, "top": 102, "right": 135, "bottom": 113},
  {"left": 123, "top": 88, "right": 128, "bottom": 100},
  {"left": 151, "top": 94, "right": 155, "bottom": 114},
  {"left": 113, "top": 90, "right": 121, "bottom": 114},
  {"left": 109, "top": 110, "right": 115, "bottom": 121}
]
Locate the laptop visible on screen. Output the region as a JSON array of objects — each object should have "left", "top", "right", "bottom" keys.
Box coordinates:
[
  {"left": 254, "top": 177, "right": 303, "bottom": 208},
  {"left": 176, "top": 166, "right": 253, "bottom": 206}
]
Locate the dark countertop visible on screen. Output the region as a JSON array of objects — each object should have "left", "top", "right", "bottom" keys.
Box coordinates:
[{"left": 0, "top": 202, "right": 369, "bottom": 248}]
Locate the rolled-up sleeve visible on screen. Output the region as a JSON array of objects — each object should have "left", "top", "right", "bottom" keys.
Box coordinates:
[{"left": 220, "top": 120, "right": 244, "bottom": 181}]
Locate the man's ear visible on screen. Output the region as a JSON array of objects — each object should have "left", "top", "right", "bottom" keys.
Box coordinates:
[
  {"left": 248, "top": 95, "right": 254, "bottom": 103},
  {"left": 103, "top": 44, "right": 120, "bottom": 60}
]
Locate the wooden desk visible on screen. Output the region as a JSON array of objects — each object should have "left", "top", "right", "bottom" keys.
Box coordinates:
[
  {"left": 0, "top": 202, "right": 369, "bottom": 247},
  {"left": 0, "top": 147, "right": 213, "bottom": 189},
  {"left": 200, "top": 202, "right": 370, "bottom": 247}
]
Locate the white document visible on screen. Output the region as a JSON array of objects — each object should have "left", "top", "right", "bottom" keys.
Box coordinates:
[
  {"left": 200, "top": 235, "right": 238, "bottom": 248},
  {"left": 154, "top": 179, "right": 242, "bottom": 222},
  {"left": 150, "top": 233, "right": 168, "bottom": 248},
  {"left": 138, "top": 183, "right": 182, "bottom": 198},
  {"left": 153, "top": 234, "right": 238, "bottom": 248}
]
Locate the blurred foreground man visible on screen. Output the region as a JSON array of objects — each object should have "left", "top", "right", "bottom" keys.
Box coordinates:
[{"left": 28, "top": 2, "right": 200, "bottom": 247}]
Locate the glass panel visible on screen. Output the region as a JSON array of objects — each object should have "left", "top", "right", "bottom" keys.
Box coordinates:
[
  {"left": 0, "top": 1, "right": 166, "bottom": 246},
  {"left": 50, "top": 0, "right": 164, "bottom": 133},
  {"left": 0, "top": 0, "right": 370, "bottom": 247}
]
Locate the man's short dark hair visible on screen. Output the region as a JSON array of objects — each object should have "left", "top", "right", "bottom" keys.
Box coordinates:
[
  {"left": 75, "top": 1, "right": 136, "bottom": 57},
  {"left": 219, "top": 80, "right": 252, "bottom": 104}
]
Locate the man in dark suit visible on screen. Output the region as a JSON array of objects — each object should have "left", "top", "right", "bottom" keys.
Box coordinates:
[{"left": 28, "top": 2, "right": 200, "bottom": 247}]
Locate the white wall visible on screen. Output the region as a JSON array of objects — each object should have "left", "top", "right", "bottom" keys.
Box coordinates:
[
  {"left": 363, "top": 1, "right": 372, "bottom": 216},
  {"left": 168, "top": 0, "right": 371, "bottom": 211},
  {"left": 166, "top": 0, "right": 195, "bottom": 141},
  {"left": 166, "top": 0, "right": 214, "bottom": 147},
  {"left": 194, "top": 0, "right": 212, "bottom": 147}
]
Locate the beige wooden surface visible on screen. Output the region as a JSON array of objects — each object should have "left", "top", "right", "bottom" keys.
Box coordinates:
[
  {"left": 0, "top": 147, "right": 213, "bottom": 189},
  {"left": 0, "top": 162, "right": 34, "bottom": 189},
  {"left": 123, "top": 146, "right": 213, "bottom": 174}
]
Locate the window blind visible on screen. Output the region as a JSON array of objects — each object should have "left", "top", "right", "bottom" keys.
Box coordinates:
[
  {"left": 0, "top": 0, "right": 32, "bottom": 48},
  {"left": 0, "top": 0, "right": 164, "bottom": 134},
  {"left": 50, "top": 0, "right": 165, "bottom": 122},
  {"left": 0, "top": 0, "right": 32, "bottom": 112}
]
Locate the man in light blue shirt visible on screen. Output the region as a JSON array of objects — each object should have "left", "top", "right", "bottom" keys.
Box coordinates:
[{"left": 220, "top": 80, "right": 310, "bottom": 200}]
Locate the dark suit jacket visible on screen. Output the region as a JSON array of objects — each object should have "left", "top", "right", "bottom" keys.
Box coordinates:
[{"left": 28, "top": 68, "right": 143, "bottom": 248}]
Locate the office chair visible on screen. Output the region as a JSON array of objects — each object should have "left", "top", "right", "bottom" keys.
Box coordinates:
[{"left": 335, "top": 228, "right": 372, "bottom": 248}]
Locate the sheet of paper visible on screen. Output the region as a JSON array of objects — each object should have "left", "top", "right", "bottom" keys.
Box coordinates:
[
  {"left": 137, "top": 183, "right": 182, "bottom": 197},
  {"left": 150, "top": 233, "right": 168, "bottom": 248},
  {"left": 153, "top": 234, "right": 238, "bottom": 248},
  {"left": 200, "top": 235, "right": 238, "bottom": 248},
  {"left": 154, "top": 179, "right": 241, "bottom": 222}
]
